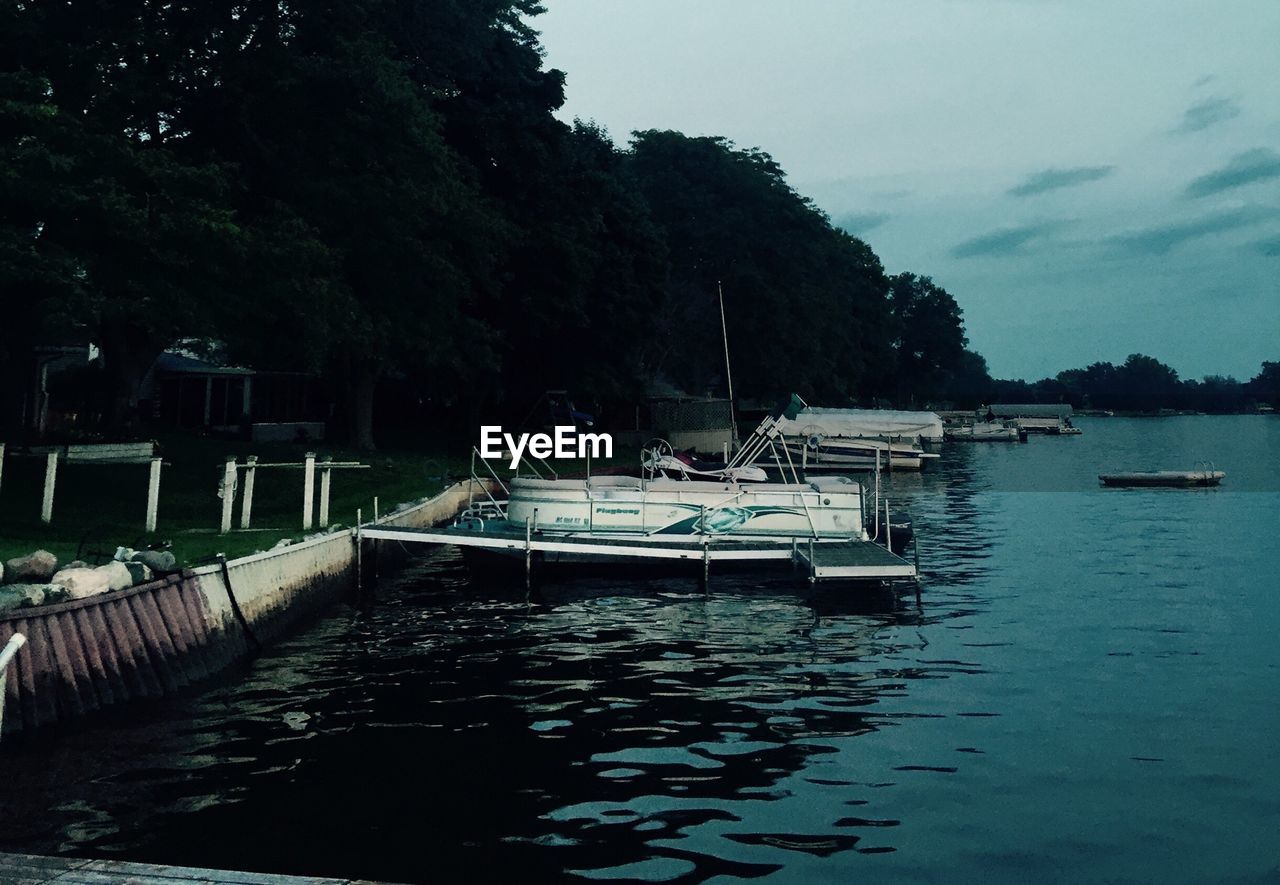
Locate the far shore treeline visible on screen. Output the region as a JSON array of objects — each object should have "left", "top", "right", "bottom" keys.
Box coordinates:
[{"left": 1, "top": 2, "right": 1275, "bottom": 450}]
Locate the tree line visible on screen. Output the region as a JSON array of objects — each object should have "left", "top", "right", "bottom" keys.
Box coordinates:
[
  {"left": 1, "top": 2, "right": 1271, "bottom": 450},
  {"left": 0, "top": 0, "right": 986, "bottom": 448},
  {"left": 986, "top": 355, "right": 1279, "bottom": 414}
]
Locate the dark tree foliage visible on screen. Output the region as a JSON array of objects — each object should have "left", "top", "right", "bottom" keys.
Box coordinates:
[
  {"left": 1248, "top": 362, "right": 1280, "bottom": 408},
  {"left": 887, "top": 273, "right": 969, "bottom": 405},
  {"left": 625, "top": 130, "right": 895, "bottom": 403},
  {"left": 2, "top": 0, "right": 982, "bottom": 446}
]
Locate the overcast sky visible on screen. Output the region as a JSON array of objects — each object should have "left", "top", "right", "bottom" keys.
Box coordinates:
[{"left": 536, "top": 0, "right": 1280, "bottom": 381}]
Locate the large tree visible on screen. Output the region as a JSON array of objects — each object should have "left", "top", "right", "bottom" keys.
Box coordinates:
[
  {"left": 887, "top": 273, "right": 968, "bottom": 405},
  {"left": 624, "top": 130, "right": 894, "bottom": 403}
]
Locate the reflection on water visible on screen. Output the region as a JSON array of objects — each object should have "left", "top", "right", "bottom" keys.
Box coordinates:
[{"left": 1, "top": 417, "right": 1279, "bottom": 883}]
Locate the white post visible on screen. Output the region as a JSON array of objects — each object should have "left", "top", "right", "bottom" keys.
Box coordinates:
[
  {"left": 302, "top": 451, "right": 316, "bottom": 530},
  {"left": 0, "top": 441, "right": 6, "bottom": 498},
  {"left": 40, "top": 451, "right": 57, "bottom": 524},
  {"left": 318, "top": 458, "right": 332, "bottom": 528},
  {"left": 220, "top": 457, "right": 236, "bottom": 534},
  {"left": 240, "top": 455, "right": 257, "bottom": 530},
  {"left": 373, "top": 496, "right": 379, "bottom": 522},
  {"left": 145, "top": 456, "right": 162, "bottom": 533}
]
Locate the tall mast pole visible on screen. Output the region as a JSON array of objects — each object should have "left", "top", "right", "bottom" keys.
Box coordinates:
[{"left": 718, "top": 280, "right": 738, "bottom": 444}]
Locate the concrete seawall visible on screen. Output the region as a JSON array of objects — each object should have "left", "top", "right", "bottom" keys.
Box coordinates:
[{"left": 1, "top": 479, "right": 493, "bottom": 734}]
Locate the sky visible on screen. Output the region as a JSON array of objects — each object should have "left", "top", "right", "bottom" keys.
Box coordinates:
[{"left": 534, "top": 0, "right": 1280, "bottom": 381}]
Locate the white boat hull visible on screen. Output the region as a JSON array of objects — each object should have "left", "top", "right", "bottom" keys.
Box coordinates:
[{"left": 502, "top": 475, "right": 867, "bottom": 540}]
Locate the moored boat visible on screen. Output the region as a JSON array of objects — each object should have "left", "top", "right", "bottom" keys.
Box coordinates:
[{"left": 945, "top": 421, "right": 1024, "bottom": 442}]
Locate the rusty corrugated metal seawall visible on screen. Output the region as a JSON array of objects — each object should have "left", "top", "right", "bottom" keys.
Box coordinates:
[{"left": 0, "top": 479, "right": 489, "bottom": 734}]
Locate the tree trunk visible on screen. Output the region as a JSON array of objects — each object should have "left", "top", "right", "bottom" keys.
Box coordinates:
[
  {"left": 99, "top": 321, "right": 164, "bottom": 436},
  {"left": 347, "top": 356, "right": 379, "bottom": 451}
]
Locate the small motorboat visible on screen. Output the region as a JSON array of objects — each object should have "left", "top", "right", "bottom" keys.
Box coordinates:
[{"left": 945, "top": 421, "right": 1023, "bottom": 442}]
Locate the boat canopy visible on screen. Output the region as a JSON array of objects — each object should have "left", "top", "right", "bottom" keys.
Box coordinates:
[{"left": 777, "top": 407, "right": 944, "bottom": 441}]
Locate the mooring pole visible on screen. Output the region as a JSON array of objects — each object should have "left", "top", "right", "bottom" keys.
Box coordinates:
[
  {"left": 0, "top": 441, "right": 6, "bottom": 499},
  {"left": 318, "top": 457, "right": 333, "bottom": 528},
  {"left": 40, "top": 451, "right": 57, "bottom": 524},
  {"left": 219, "top": 457, "right": 236, "bottom": 534},
  {"left": 808, "top": 537, "right": 816, "bottom": 585},
  {"left": 302, "top": 451, "right": 316, "bottom": 530},
  {"left": 240, "top": 455, "right": 257, "bottom": 530},
  {"left": 525, "top": 516, "right": 533, "bottom": 590},
  {"left": 913, "top": 533, "right": 922, "bottom": 602},
  {"left": 355, "top": 508, "right": 363, "bottom": 598},
  {"left": 373, "top": 496, "right": 380, "bottom": 580},
  {"left": 145, "top": 456, "right": 162, "bottom": 533},
  {"left": 885, "top": 498, "right": 893, "bottom": 553}
]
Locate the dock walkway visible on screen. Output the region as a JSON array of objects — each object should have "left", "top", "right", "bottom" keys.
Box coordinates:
[
  {"left": 0, "top": 852, "right": 385, "bottom": 884},
  {"left": 362, "top": 523, "right": 917, "bottom": 583}
]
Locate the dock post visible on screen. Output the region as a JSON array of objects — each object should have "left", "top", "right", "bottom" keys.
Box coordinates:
[
  {"left": 318, "top": 457, "right": 333, "bottom": 528},
  {"left": 791, "top": 537, "right": 798, "bottom": 571},
  {"left": 40, "top": 451, "right": 58, "bottom": 524},
  {"left": 373, "top": 496, "right": 380, "bottom": 580},
  {"left": 884, "top": 499, "right": 893, "bottom": 553},
  {"left": 525, "top": 516, "right": 533, "bottom": 590},
  {"left": 302, "top": 451, "right": 316, "bottom": 530},
  {"left": 913, "top": 533, "right": 922, "bottom": 602},
  {"left": 808, "top": 537, "right": 816, "bottom": 585},
  {"left": 219, "top": 457, "right": 236, "bottom": 534},
  {"left": 240, "top": 455, "right": 257, "bottom": 530},
  {"left": 356, "top": 508, "right": 363, "bottom": 597},
  {"left": 145, "top": 456, "right": 162, "bottom": 533},
  {"left": 0, "top": 441, "right": 5, "bottom": 498}
]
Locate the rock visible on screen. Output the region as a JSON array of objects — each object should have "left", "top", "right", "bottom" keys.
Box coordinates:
[
  {"left": 62, "top": 560, "right": 89, "bottom": 570},
  {"left": 114, "top": 546, "right": 137, "bottom": 563},
  {"left": 3, "top": 550, "right": 58, "bottom": 584},
  {"left": 96, "top": 561, "right": 133, "bottom": 592},
  {"left": 131, "top": 550, "right": 176, "bottom": 574},
  {"left": 124, "top": 561, "right": 154, "bottom": 585},
  {"left": 50, "top": 568, "right": 111, "bottom": 600},
  {"left": 0, "top": 584, "right": 47, "bottom": 612},
  {"left": 43, "top": 585, "right": 70, "bottom": 604}
]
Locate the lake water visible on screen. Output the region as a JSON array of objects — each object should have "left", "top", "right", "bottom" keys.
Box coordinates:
[{"left": 2, "top": 416, "right": 1278, "bottom": 883}]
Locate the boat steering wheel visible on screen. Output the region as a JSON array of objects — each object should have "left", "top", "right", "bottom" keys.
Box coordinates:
[{"left": 800, "top": 424, "right": 827, "bottom": 451}]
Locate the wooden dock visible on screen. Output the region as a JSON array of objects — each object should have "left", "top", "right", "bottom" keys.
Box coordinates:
[
  {"left": 796, "top": 539, "right": 917, "bottom": 581},
  {"left": 362, "top": 523, "right": 918, "bottom": 583},
  {"left": 0, "top": 852, "right": 386, "bottom": 884}
]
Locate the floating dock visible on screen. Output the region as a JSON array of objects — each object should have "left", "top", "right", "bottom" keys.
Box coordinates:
[
  {"left": 0, "top": 851, "right": 380, "bottom": 884},
  {"left": 360, "top": 523, "right": 917, "bottom": 584},
  {"left": 1099, "top": 470, "right": 1225, "bottom": 487}
]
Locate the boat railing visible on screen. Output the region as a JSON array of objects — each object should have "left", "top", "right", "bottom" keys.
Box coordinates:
[
  {"left": 468, "top": 447, "right": 511, "bottom": 515},
  {"left": 1, "top": 632, "right": 26, "bottom": 741}
]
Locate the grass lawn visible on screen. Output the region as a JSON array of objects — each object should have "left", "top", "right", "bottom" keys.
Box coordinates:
[{"left": 0, "top": 431, "right": 629, "bottom": 568}]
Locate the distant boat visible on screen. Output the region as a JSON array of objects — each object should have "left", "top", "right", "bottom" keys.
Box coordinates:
[
  {"left": 1099, "top": 470, "right": 1225, "bottom": 488},
  {"left": 945, "top": 422, "right": 1024, "bottom": 442}
]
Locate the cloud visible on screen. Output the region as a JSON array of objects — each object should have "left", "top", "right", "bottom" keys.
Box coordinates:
[
  {"left": 1174, "top": 96, "right": 1241, "bottom": 133},
  {"left": 834, "top": 211, "right": 890, "bottom": 235},
  {"left": 1257, "top": 235, "right": 1280, "bottom": 257},
  {"left": 1185, "top": 149, "right": 1280, "bottom": 198},
  {"left": 951, "top": 221, "right": 1067, "bottom": 258},
  {"left": 1007, "top": 166, "right": 1113, "bottom": 197},
  {"left": 1109, "top": 206, "right": 1274, "bottom": 254}
]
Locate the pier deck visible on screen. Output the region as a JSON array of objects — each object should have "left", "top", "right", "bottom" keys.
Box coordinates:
[
  {"left": 361, "top": 523, "right": 917, "bottom": 582},
  {"left": 0, "top": 852, "right": 382, "bottom": 884},
  {"left": 796, "top": 539, "right": 918, "bottom": 580}
]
